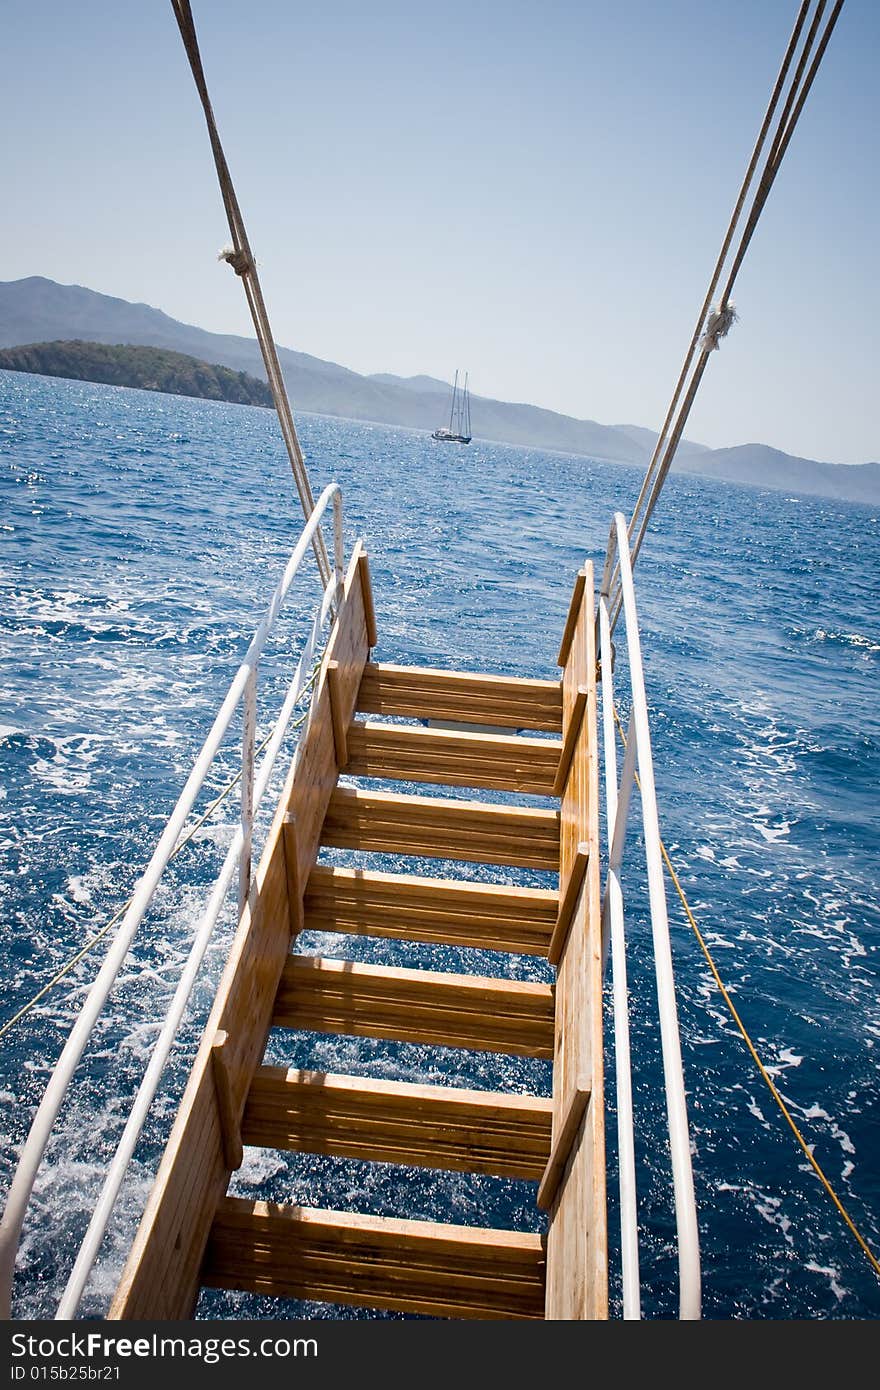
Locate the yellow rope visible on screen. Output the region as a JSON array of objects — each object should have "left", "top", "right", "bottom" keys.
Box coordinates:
[
  {"left": 611, "top": 703, "right": 880, "bottom": 1282},
  {"left": 0, "top": 661, "right": 321, "bottom": 1045}
]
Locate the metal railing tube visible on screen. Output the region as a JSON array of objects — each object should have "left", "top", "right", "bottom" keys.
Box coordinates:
[
  {"left": 606, "top": 710, "right": 638, "bottom": 888},
  {"left": 55, "top": 816, "right": 246, "bottom": 1318},
  {"left": 332, "top": 490, "right": 344, "bottom": 587},
  {"left": 239, "top": 667, "right": 257, "bottom": 913},
  {"left": 598, "top": 590, "right": 642, "bottom": 1319},
  {"left": 0, "top": 483, "right": 341, "bottom": 1319},
  {"left": 612, "top": 511, "right": 701, "bottom": 1319},
  {"left": 53, "top": 575, "right": 336, "bottom": 1318}
]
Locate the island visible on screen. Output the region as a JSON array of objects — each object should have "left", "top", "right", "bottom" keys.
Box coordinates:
[{"left": 0, "top": 339, "right": 273, "bottom": 408}]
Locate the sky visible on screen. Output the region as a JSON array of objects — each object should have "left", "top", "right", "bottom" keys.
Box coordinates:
[{"left": 2, "top": 0, "right": 878, "bottom": 463}]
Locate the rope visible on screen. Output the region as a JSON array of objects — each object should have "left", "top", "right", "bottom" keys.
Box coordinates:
[
  {"left": 611, "top": 0, "right": 844, "bottom": 633},
  {"left": 698, "top": 303, "right": 738, "bottom": 353},
  {"left": 611, "top": 704, "right": 880, "bottom": 1284},
  {"left": 169, "top": 0, "right": 331, "bottom": 588},
  {"left": 0, "top": 661, "right": 322, "bottom": 1046}
]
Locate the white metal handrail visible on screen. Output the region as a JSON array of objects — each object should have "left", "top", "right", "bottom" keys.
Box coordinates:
[
  {"left": 598, "top": 511, "right": 701, "bottom": 1320},
  {"left": 0, "top": 483, "right": 345, "bottom": 1319}
]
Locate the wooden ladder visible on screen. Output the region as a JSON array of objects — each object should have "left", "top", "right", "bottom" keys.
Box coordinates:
[{"left": 110, "top": 546, "right": 605, "bottom": 1320}]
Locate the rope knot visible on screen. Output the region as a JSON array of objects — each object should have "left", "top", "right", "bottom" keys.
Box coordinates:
[
  {"left": 699, "top": 301, "right": 738, "bottom": 352},
  {"left": 217, "top": 245, "right": 252, "bottom": 277}
]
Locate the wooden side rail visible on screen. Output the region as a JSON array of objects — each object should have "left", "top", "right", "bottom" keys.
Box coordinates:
[
  {"left": 556, "top": 567, "right": 587, "bottom": 668},
  {"left": 109, "top": 542, "right": 375, "bottom": 1319},
  {"left": 545, "top": 561, "right": 607, "bottom": 1319},
  {"left": 537, "top": 1078, "right": 591, "bottom": 1211},
  {"left": 210, "top": 1032, "right": 242, "bottom": 1173},
  {"left": 553, "top": 685, "right": 589, "bottom": 795},
  {"left": 548, "top": 842, "right": 589, "bottom": 966}
]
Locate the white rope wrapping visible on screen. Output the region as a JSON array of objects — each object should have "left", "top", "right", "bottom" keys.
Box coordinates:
[
  {"left": 699, "top": 303, "right": 738, "bottom": 352},
  {"left": 218, "top": 245, "right": 251, "bottom": 277}
]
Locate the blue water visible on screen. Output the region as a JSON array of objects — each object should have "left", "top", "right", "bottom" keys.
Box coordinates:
[{"left": 1, "top": 369, "right": 878, "bottom": 1321}]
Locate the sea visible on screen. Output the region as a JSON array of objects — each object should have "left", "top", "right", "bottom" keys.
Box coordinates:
[{"left": 1, "top": 368, "right": 878, "bottom": 1322}]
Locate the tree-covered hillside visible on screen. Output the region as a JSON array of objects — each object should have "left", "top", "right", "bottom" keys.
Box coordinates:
[{"left": 0, "top": 339, "right": 273, "bottom": 408}]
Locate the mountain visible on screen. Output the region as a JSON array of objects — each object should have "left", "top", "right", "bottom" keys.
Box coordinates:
[
  {"left": 0, "top": 340, "right": 273, "bottom": 408},
  {"left": 0, "top": 277, "right": 641, "bottom": 465},
  {"left": 1, "top": 277, "right": 877, "bottom": 503},
  {"left": 368, "top": 372, "right": 450, "bottom": 396},
  {"left": 612, "top": 422, "right": 711, "bottom": 465},
  {"left": 676, "top": 443, "right": 880, "bottom": 505}
]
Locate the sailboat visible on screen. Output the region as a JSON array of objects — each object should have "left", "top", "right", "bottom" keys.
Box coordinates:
[{"left": 432, "top": 369, "right": 472, "bottom": 444}]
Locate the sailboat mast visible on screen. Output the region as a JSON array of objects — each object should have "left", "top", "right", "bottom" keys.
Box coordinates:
[
  {"left": 463, "top": 372, "right": 470, "bottom": 438},
  {"left": 448, "top": 369, "right": 459, "bottom": 432}
]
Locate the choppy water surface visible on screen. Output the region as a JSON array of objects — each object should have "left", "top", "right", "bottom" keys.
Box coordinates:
[{"left": 1, "top": 369, "right": 878, "bottom": 1320}]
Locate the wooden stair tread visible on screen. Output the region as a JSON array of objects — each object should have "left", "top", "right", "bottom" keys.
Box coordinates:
[
  {"left": 357, "top": 661, "right": 562, "bottom": 733},
  {"left": 272, "top": 954, "right": 555, "bottom": 1057},
  {"left": 321, "top": 785, "right": 560, "bottom": 870},
  {"left": 203, "top": 1198, "right": 546, "bottom": 1319},
  {"left": 242, "top": 1067, "right": 552, "bottom": 1179},
  {"left": 346, "top": 718, "right": 561, "bottom": 795},
  {"left": 304, "top": 863, "right": 557, "bottom": 956}
]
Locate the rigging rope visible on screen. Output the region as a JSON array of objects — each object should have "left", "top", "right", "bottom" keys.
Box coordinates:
[
  {"left": 611, "top": 705, "right": 880, "bottom": 1285},
  {"left": 169, "top": 0, "right": 331, "bottom": 588},
  {"left": 611, "top": 0, "right": 844, "bottom": 633},
  {"left": 600, "top": 0, "right": 874, "bottom": 1294}
]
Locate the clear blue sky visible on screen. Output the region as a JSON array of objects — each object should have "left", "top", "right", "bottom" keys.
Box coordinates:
[{"left": 3, "top": 1, "right": 878, "bottom": 462}]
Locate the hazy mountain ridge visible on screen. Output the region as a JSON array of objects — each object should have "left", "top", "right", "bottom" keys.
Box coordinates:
[
  {"left": 369, "top": 372, "right": 451, "bottom": 396},
  {"left": 675, "top": 442, "right": 880, "bottom": 503},
  {"left": 0, "top": 278, "right": 640, "bottom": 466},
  {"left": 1, "top": 277, "right": 876, "bottom": 502},
  {"left": 611, "top": 422, "right": 712, "bottom": 463}
]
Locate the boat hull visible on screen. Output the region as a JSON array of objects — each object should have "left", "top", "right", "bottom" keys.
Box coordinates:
[{"left": 432, "top": 430, "right": 472, "bottom": 444}]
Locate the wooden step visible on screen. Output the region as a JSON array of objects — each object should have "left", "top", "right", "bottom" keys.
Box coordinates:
[
  {"left": 242, "top": 1068, "right": 552, "bottom": 1180},
  {"left": 203, "top": 1199, "right": 546, "bottom": 1318},
  {"left": 321, "top": 786, "right": 560, "bottom": 870},
  {"left": 272, "top": 955, "right": 555, "bottom": 1057},
  {"left": 345, "top": 718, "right": 562, "bottom": 795},
  {"left": 357, "top": 662, "right": 562, "bottom": 733},
  {"left": 304, "top": 864, "right": 557, "bottom": 956}
]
